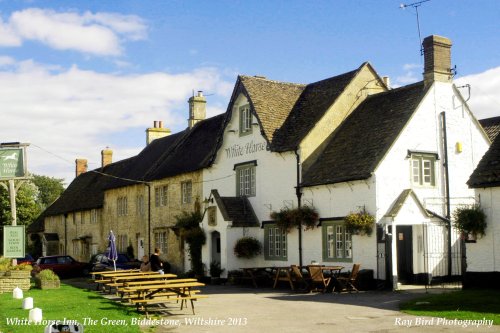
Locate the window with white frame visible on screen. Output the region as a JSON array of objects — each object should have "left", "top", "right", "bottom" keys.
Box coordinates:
[
  {"left": 235, "top": 162, "right": 256, "bottom": 197},
  {"left": 410, "top": 152, "right": 436, "bottom": 186},
  {"left": 117, "top": 234, "right": 128, "bottom": 252},
  {"left": 239, "top": 104, "right": 252, "bottom": 135},
  {"left": 117, "top": 196, "right": 128, "bottom": 216},
  {"left": 322, "top": 220, "right": 352, "bottom": 262},
  {"left": 155, "top": 185, "right": 168, "bottom": 207},
  {"left": 181, "top": 181, "right": 192, "bottom": 204},
  {"left": 137, "top": 194, "right": 145, "bottom": 216},
  {"left": 154, "top": 230, "right": 168, "bottom": 255},
  {"left": 264, "top": 224, "right": 287, "bottom": 260}
]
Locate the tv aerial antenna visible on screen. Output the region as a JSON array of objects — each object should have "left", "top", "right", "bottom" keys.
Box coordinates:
[{"left": 400, "top": 0, "right": 431, "bottom": 55}]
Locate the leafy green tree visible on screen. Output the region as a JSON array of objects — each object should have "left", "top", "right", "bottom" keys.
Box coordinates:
[
  {"left": 32, "top": 174, "right": 65, "bottom": 209},
  {"left": 0, "top": 181, "right": 40, "bottom": 226}
]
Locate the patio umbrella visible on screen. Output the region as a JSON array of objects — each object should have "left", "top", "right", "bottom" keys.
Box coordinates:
[{"left": 106, "top": 230, "right": 118, "bottom": 271}]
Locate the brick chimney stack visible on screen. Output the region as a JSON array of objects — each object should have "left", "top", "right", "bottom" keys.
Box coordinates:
[
  {"left": 422, "top": 35, "right": 453, "bottom": 87},
  {"left": 146, "top": 120, "right": 171, "bottom": 145},
  {"left": 101, "top": 148, "right": 113, "bottom": 168},
  {"left": 75, "top": 158, "right": 88, "bottom": 177},
  {"left": 188, "top": 91, "right": 206, "bottom": 129}
]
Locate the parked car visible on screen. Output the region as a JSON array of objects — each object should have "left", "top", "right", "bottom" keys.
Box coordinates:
[
  {"left": 87, "top": 253, "right": 141, "bottom": 272},
  {"left": 16, "top": 253, "right": 34, "bottom": 265},
  {"left": 32, "top": 255, "right": 87, "bottom": 278}
]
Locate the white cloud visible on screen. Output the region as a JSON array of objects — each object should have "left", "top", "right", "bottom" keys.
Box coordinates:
[
  {"left": 456, "top": 67, "right": 500, "bottom": 120},
  {"left": 0, "top": 55, "right": 16, "bottom": 66},
  {"left": 0, "top": 58, "right": 233, "bottom": 184},
  {"left": 1, "top": 8, "right": 147, "bottom": 56},
  {"left": 0, "top": 17, "right": 22, "bottom": 46},
  {"left": 394, "top": 63, "right": 422, "bottom": 87}
]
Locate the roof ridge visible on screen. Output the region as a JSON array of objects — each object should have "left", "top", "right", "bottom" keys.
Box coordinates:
[{"left": 239, "top": 75, "right": 306, "bottom": 87}]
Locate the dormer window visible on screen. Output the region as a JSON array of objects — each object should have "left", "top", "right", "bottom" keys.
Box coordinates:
[
  {"left": 409, "top": 151, "right": 437, "bottom": 187},
  {"left": 239, "top": 105, "right": 252, "bottom": 136}
]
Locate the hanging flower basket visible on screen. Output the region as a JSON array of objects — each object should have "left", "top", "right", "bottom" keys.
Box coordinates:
[
  {"left": 270, "top": 206, "right": 319, "bottom": 233},
  {"left": 234, "top": 237, "right": 262, "bottom": 259},
  {"left": 345, "top": 209, "right": 375, "bottom": 236},
  {"left": 453, "top": 204, "right": 487, "bottom": 239}
]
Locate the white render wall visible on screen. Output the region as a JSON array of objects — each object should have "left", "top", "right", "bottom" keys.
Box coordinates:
[
  {"left": 373, "top": 82, "right": 489, "bottom": 281},
  {"left": 467, "top": 188, "right": 500, "bottom": 272},
  {"left": 201, "top": 93, "right": 299, "bottom": 273},
  {"left": 375, "top": 82, "right": 489, "bottom": 221}
]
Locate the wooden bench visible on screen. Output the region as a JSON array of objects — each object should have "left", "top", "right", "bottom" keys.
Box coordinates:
[{"left": 129, "top": 292, "right": 207, "bottom": 315}]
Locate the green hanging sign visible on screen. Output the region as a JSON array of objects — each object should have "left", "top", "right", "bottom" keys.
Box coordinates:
[{"left": 0, "top": 148, "right": 25, "bottom": 179}]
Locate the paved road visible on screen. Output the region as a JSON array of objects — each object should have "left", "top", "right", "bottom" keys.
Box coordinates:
[
  {"left": 133, "top": 285, "right": 498, "bottom": 333},
  {"left": 64, "top": 279, "right": 497, "bottom": 333}
]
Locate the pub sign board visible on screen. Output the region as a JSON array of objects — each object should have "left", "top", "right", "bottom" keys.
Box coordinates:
[{"left": 0, "top": 148, "right": 26, "bottom": 179}]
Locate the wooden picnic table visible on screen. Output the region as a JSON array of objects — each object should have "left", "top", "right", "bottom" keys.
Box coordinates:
[
  {"left": 122, "top": 280, "right": 206, "bottom": 315},
  {"left": 105, "top": 273, "right": 176, "bottom": 292},
  {"left": 241, "top": 267, "right": 275, "bottom": 288},
  {"left": 111, "top": 273, "right": 176, "bottom": 282},
  {"left": 272, "top": 267, "right": 295, "bottom": 290},
  {"left": 91, "top": 271, "right": 159, "bottom": 291}
]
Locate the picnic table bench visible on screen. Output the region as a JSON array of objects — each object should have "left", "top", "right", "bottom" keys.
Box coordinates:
[{"left": 122, "top": 280, "right": 206, "bottom": 315}]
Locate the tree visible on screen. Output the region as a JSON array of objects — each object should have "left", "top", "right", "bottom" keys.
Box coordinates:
[
  {"left": 0, "top": 181, "right": 41, "bottom": 226},
  {"left": 32, "top": 174, "right": 65, "bottom": 210}
]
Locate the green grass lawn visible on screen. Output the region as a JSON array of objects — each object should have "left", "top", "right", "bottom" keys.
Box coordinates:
[
  {"left": 0, "top": 283, "right": 144, "bottom": 333},
  {"left": 400, "top": 289, "right": 500, "bottom": 325}
]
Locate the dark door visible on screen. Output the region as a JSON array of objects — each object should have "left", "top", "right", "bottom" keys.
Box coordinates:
[{"left": 396, "top": 226, "right": 413, "bottom": 284}]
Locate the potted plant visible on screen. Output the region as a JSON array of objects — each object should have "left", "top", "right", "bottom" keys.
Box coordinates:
[
  {"left": 344, "top": 209, "right": 375, "bottom": 236},
  {"left": 34, "top": 269, "right": 60, "bottom": 289},
  {"left": 270, "top": 206, "right": 319, "bottom": 233},
  {"left": 453, "top": 204, "right": 487, "bottom": 241},
  {"left": 209, "top": 261, "right": 224, "bottom": 284},
  {"left": 234, "top": 237, "right": 262, "bottom": 259}
]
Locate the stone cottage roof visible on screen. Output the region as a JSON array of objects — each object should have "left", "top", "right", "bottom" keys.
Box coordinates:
[
  {"left": 467, "top": 133, "right": 500, "bottom": 188},
  {"left": 302, "top": 81, "right": 428, "bottom": 187},
  {"left": 479, "top": 116, "right": 500, "bottom": 142},
  {"left": 211, "top": 190, "right": 259, "bottom": 227},
  {"left": 41, "top": 114, "right": 226, "bottom": 218},
  {"left": 144, "top": 114, "right": 226, "bottom": 180},
  {"left": 237, "top": 63, "right": 367, "bottom": 152}
]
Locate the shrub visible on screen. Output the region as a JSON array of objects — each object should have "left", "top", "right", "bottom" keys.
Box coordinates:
[
  {"left": 37, "top": 269, "right": 60, "bottom": 281},
  {"left": 11, "top": 263, "right": 32, "bottom": 271},
  {"left": 209, "top": 261, "right": 224, "bottom": 277},
  {"left": 234, "top": 237, "right": 262, "bottom": 259},
  {"left": 175, "top": 211, "right": 206, "bottom": 276}
]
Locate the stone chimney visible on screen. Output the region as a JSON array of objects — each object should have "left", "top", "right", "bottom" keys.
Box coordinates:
[
  {"left": 422, "top": 35, "right": 452, "bottom": 87},
  {"left": 188, "top": 91, "right": 206, "bottom": 129},
  {"left": 146, "top": 120, "right": 171, "bottom": 145},
  {"left": 101, "top": 148, "right": 113, "bottom": 168},
  {"left": 75, "top": 158, "right": 88, "bottom": 177}
]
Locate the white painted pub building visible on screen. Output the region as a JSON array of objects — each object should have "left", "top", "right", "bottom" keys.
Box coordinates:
[{"left": 199, "top": 35, "right": 490, "bottom": 288}]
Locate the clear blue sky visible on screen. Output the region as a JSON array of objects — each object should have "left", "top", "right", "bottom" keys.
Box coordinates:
[{"left": 1, "top": 0, "right": 499, "bottom": 183}]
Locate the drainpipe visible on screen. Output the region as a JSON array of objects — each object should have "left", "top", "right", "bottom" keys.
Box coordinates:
[
  {"left": 294, "top": 148, "right": 303, "bottom": 267},
  {"left": 64, "top": 213, "right": 68, "bottom": 255},
  {"left": 145, "top": 183, "right": 152, "bottom": 257},
  {"left": 440, "top": 111, "right": 452, "bottom": 279}
]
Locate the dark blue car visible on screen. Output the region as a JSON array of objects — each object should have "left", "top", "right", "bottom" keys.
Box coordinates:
[{"left": 88, "top": 253, "right": 140, "bottom": 272}]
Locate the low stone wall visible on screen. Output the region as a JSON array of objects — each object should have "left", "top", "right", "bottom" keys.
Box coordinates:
[{"left": 0, "top": 277, "right": 31, "bottom": 292}]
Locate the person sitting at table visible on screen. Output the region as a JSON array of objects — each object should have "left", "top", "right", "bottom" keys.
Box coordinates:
[
  {"left": 150, "top": 248, "right": 164, "bottom": 274},
  {"left": 140, "top": 255, "right": 151, "bottom": 272}
]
